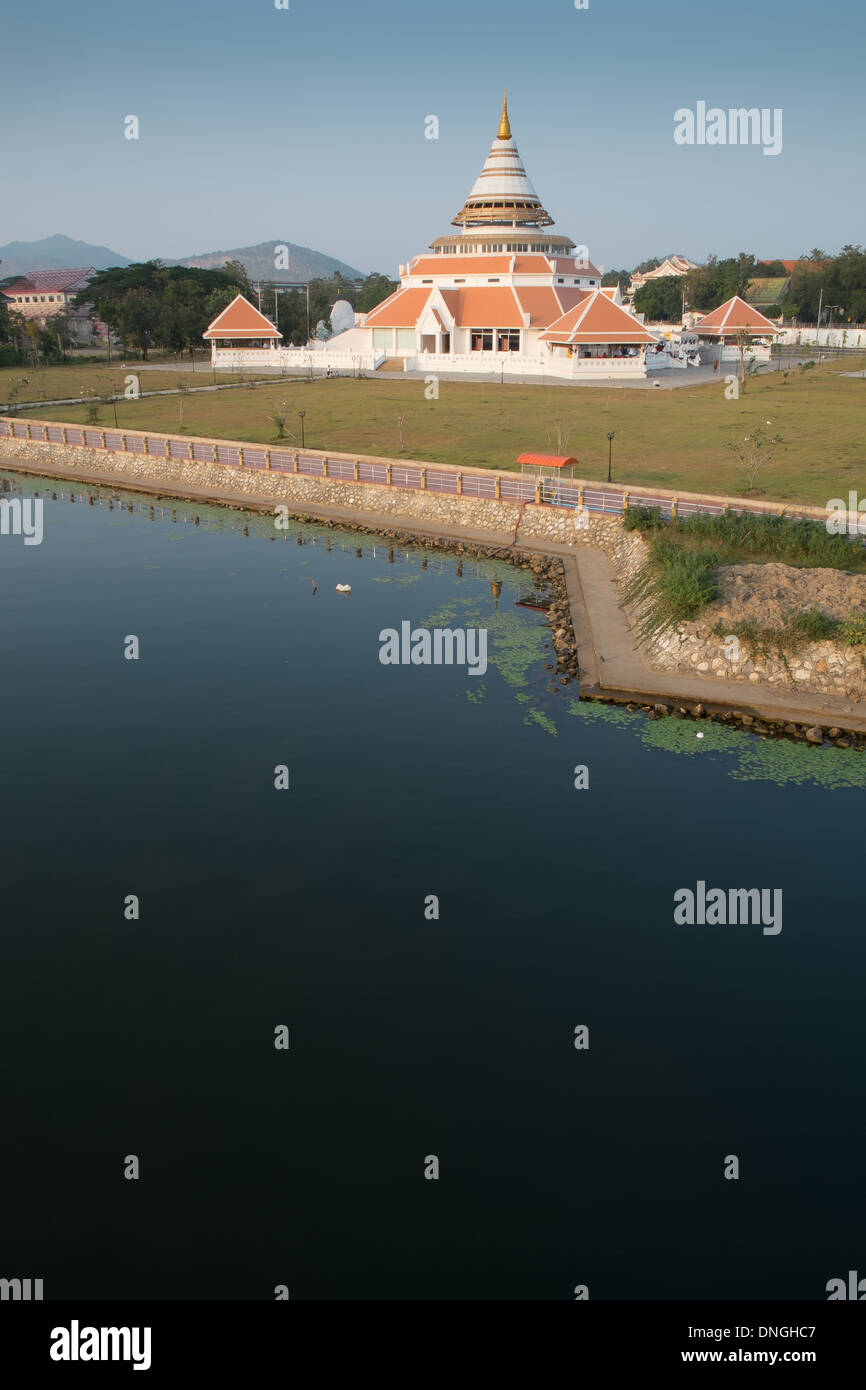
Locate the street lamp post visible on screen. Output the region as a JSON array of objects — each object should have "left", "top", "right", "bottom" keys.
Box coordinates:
[
  {"left": 298, "top": 410, "right": 306, "bottom": 449},
  {"left": 607, "top": 431, "right": 615, "bottom": 483}
]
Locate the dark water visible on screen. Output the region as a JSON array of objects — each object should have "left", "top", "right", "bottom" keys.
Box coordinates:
[{"left": 1, "top": 469, "right": 864, "bottom": 1302}]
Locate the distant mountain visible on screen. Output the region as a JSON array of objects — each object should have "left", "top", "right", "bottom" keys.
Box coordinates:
[
  {"left": 0, "top": 233, "right": 365, "bottom": 284},
  {"left": 169, "top": 240, "right": 365, "bottom": 283},
  {"left": 0, "top": 234, "right": 130, "bottom": 277}
]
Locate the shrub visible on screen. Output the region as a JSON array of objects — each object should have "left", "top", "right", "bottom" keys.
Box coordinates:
[
  {"left": 626, "top": 537, "right": 719, "bottom": 637},
  {"left": 839, "top": 613, "right": 866, "bottom": 647},
  {"left": 622, "top": 504, "right": 664, "bottom": 532},
  {"left": 674, "top": 508, "right": 861, "bottom": 570}
]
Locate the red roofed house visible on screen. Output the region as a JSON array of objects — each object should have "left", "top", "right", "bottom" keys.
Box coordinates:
[
  {"left": 203, "top": 95, "right": 660, "bottom": 380},
  {"left": 692, "top": 295, "right": 780, "bottom": 363}
]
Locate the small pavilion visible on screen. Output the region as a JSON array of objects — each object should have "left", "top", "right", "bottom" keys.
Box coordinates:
[
  {"left": 517, "top": 452, "right": 577, "bottom": 504},
  {"left": 203, "top": 294, "right": 283, "bottom": 353},
  {"left": 692, "top": 295, "right": 780, "bottom": 345}
]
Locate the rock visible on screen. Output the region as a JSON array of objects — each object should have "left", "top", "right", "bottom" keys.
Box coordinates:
[
  {"left": 693, "top": 703, "right": 704, "bottom": 717},
  {"left": 804, "top": 726, "right": 824, "bottom": 744},
  {"left": 738, "top": 714, "right": 753, "bottom": 726},
  {"left": 828, "top": 727, "right": 841, "bottom": 739},
  {"left": 835, "top": 738, "right": 851, "bottom": 749}
]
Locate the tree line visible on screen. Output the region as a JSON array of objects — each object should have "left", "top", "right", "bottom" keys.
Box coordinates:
[
  {"left": 0, "top": 261, "right": 398, "bottom": 364},
  {"left": 602, "top": 248, "right": 866, "bottom": 323}
]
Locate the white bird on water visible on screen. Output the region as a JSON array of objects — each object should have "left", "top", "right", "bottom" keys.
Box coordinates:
[{"left": 335, "top": 584, "right": 352, "bottom": 594}]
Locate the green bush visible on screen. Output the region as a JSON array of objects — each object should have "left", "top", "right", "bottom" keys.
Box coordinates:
[
  {"left": 786, "top": 608, "right": 838, "bottom": 643},
  {"left": 839, "top": 614, "right": 866, "bottom": 647},
  {"left": 673, "top": 508, "right": 862, "bottom": 570},
  {"left": 626, "top": 537, "right": 719, "bottom": 636},
  {"left": 714, "top": 607, "right": 841, "bottom": 657},
  {"left": 622, "top": 504, "right": 664, "bottom": 532}
]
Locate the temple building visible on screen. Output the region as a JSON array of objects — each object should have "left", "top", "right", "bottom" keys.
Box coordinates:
[
  {"left": 203, "top": 95, "right": 659, "bottom": 380},
  {"left": 627, "top": 255, "right": 697, "bottom": 301}
]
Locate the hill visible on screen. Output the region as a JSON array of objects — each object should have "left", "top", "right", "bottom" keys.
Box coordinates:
[
  {"left": 169, "top": 240, "right": 365, "bottom": 283},
  {"left": 0, "top": 234, "right": 130, "bottom": 277}
]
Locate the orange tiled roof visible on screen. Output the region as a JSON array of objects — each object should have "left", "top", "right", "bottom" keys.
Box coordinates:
[
  {"left": 692, "top": 295, "right": 780, "bottom": 336},
  {"left": 541, "top": 291, "right": 658, "bottom": 344},
  {"left": 514, "top": 285, "right": 564, "bottom": 327},
  {"left": 438, "top": 289, "right": 460, "bottom": 318},
  {"left": 517, "top": 453, "right": 578, "bottom": 468},
  {"left": 203, "top": 294, "right": 282, "bottom": 339},
  {"left": 455, "top": 286, "right": 524, "bottom": 327},
  {"left": 510, "top": 255, "right": 555, "bottom": 273},
  {"left": 553, "top": 257, "right": 602, "bottom": 278},
  {"left": 555, "top": 287, "right": 591, "bottom": 314},
  {"left": 409, "top": 256, "right": 513, "bottom": 276},
  {"left": 364, "top": 287, "right": 433, "bottom": 327}
]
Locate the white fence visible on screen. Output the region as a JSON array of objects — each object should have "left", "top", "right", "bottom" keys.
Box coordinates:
[
  {"left": 775, "top": 327, "right": 866, "bottom": 348},
  {"left": 403, "top": 352, "right": 647, "bottom": 380},
  {"left": 211, "top": 348, "right": 386, "bottom": 374}
]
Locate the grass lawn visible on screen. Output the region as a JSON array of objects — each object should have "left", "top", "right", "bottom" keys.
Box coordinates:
[
  {"left": 0, "top": 361, "right": 209, "bottom": 405},
  {"left": 6, "top": 354, "right": 866, "bottom": 507}
]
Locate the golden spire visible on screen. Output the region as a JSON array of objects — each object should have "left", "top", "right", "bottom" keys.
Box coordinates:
[{"left": 498, "top": 90, "right": 511, "bottom": 140}]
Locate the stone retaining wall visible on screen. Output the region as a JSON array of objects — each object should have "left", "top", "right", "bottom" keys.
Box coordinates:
[{"left": 0, "top": 436, "right": 603, "bottom": 548}]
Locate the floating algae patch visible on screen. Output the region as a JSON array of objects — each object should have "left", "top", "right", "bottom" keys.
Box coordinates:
[
  {"left": 568, "top": 698, "right": 866, "bottom": 790},
  {"left": 372, "top": 572, "right": 424, "bottom": 586},
  {"left": 523, "top": 708, "right": 558, "bottom": 737},
  {"left": 422, "top": 596, "right": 551, "bottom": 690}
]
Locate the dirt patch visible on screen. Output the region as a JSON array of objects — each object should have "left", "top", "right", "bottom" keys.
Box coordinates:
[{"left": 698, "top": 562, "right": 866, "bottom": 633}]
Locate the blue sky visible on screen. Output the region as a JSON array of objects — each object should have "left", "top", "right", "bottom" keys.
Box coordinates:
[{"left": 2, "top": 0, "right": 863, "bottom": 273}]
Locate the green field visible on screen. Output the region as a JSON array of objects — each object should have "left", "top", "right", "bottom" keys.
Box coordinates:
[
  {"left": 5, "top": 356, "right": 866, "bottom": 506},
  {"left": 0, "top": 362, "right": 214, "bottom": 406}
]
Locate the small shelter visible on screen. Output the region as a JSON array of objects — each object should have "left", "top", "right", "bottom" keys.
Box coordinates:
[
  {"left": 203, "top": 294, "right": 283, "bottom": 353},
  {"left": 692, "top": 295, "right": 780, "bottom": 342},
  {"left": 517, "top": 452, "right": 577, "bottom": 504}
]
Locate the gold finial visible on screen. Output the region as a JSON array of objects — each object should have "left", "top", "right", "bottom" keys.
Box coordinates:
[{"left": 498, "top": 90, "right": 511, "bottom": 140}]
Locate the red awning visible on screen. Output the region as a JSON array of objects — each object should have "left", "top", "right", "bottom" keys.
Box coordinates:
[{"left": 517, "top": 453, "right": 578, "bottom": 469}]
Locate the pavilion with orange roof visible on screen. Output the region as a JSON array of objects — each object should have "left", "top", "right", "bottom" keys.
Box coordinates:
[
  {"left": 691, "top": 295, "right": 780, "bottom": 364},
  {"left": 692, "top": 295, "right": 780, "bottom": 341},
  {"left": 203, "top": 294, "right": 283, "bottom": 351}
]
